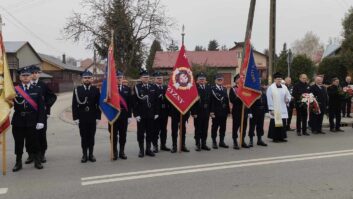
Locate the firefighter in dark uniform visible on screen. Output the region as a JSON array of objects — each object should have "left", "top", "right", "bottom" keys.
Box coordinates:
[
  {"left": 229, "top": 74, "right": 250, "bottom": 149},
  {"left": 169, "top": 102, "right": 190, "bottom": 153},
  {"left": 133, "top": 69, "right": 160, "bottom": 158},
  {"left": 12, "top": 67, "right": 46, "bottom": 172},
  {"left": 191, "top": 72, "right": 211, "bottom": 151},
  {"left": 108, "top": 70, "right": 132, "bottom": 160},
  {"left": 72, "top": 70, "right": 101, "bottom": 163},
  {"left": 24, "top": 65, "right": 56, "bottom": 164},
  {"left": 292, "top": 74, "right": 311, "bottom": 136},
  {"left": 152, "top": 71, "right": 171, "bottom": 152},
  {"left": 248, "top": 85, "right": 268, "bottom": 147},
  {"left": 328, "top": 77, "right": 344, "bottom": 132},
  {"left": 210, "top": 74, "right": 230, "bottom": 149}
]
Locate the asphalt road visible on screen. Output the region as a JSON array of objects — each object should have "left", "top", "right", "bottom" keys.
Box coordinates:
[{"left": 1, "top": 92, "right": 353, "bottom": 199}]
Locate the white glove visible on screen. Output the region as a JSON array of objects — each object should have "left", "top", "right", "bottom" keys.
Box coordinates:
[
  {"left": 210, "top": 113, "right": 215, "bottom": 118},
  {"left": 136, "top": 116, "right": 141, "bottom": 122},
  {"left": 36, "top": 123, "right": 44, "bottom": 130},
  {"left": 248, "top": 114, "right": 253, "bottom": 119},
  {"left": 154, "top": 115, "right": 159, "bottom": 120},
  {"left": 192, "top": 115, "right": 198, "bottom": 119},
  {"left": 96, "top": 119, "right": 100, "bottom": 125},
  {"left": 74, "top": 120, "right": 79, "bottom": 125},
  {"left": 128, "top": 118, "right": 132, "bottom": 124}
]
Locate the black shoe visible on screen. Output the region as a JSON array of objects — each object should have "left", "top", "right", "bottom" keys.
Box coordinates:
[
  {"left": 153, "top": 145, "right": 159, "bottom": 153},
  {"left": 161, "top": 145, "right": 171, "bottom": 151},
  {"left": 138, "top": 151, "right": 144, "bottom": 158},
  {"left": 318, "top": 131, "right": 326, "bottom": 134},
  {"left": 287, "top": 127, "right": 295, "bottom": 131},
  {"left": 112, "top": 154, "right": 118, "bottom": 161},
  {"left": 311, "top": 131, "right": 318, "bottom": 134},
  {"left": 297, "top": 132, "right": 302, "bottom": 136},
  {"left": 212, "top": 142, "right": 218, "bottom": 149},
  {"left": 241, "top": 143, "right": 250, "bottom": 148},
  {"left": 145, "top": 150, "right": 155, "bottom": 157},
  {"left": 336, "top": 128, "right": 344, "bottom": 132},
  {"left": 81, "top": 155, "right": 88, "bottom": 163},
  {"left": 303, "top": 132, "right": 310, "bottom": 136},
  {"left": 171, "top": 147, "right": 177, "bottom": 153},
  {"left": 233, "top": 144, "right": 240, "bottom": 150},
  {"left": 25, "top": 156, "right": 34, "bottom": 164},
  {"left": 119, "top": 153, "right": 127, "bottom": 160},
  {"left": 201, "top": 145, "right": 211, "bottom": 151},
  {"left": 34, "top": 162, "right": 43, "bottom": 170},
  {"left": 257, "top": 141, "right": 268, "bottom": 147},
  {"left": 88, "top": 155, "right": 96, "bottom": 162},
  {"left": 330, "top": 129, "right": 336, "bottom": 132},
  {"left": 347, "top": 115, "right": 352, "bottom": 118},
  {"left": 219, "top": 142, "right": 229, "bottom": 148},
  {"left": 279, "top": 139, "right": 288, "bottom": 142},
  {"left": 195, "top": 145, "right": 201, "bottom": 151},
  {"left": 273, "top": 139, "right": 280, "bottom": 143},
  {"left": 12, "top": 162, "right": 22, "bottom": 172},
  {"left": 181, "top": 146, "right": 190, "bottom": 152},
  {"left": 41, "top": 155, "right": 47, "bottom": 163},
  {"left": 248, "top": 141, "right": 254, "bottom": 148}
]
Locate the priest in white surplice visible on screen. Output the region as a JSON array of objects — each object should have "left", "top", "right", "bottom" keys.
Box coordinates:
[{"left": 266, "top": 72, "right": 292, "bottom": 142}]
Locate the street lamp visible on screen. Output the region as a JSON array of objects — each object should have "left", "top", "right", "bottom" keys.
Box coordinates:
[{"left": 287, "top": 49, "right": 293, "bottom": 77}]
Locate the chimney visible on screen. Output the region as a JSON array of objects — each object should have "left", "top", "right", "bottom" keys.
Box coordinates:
[{"left": 62, "top": 54, "right": 66, "bottom": 64}]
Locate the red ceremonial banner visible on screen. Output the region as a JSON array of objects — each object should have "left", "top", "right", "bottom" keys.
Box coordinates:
[{"left": 165, "top": 45, "right": 199, "bottom": 115}]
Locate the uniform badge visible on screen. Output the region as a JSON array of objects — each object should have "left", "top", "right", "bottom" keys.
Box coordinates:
[{"left": 84, "top": 106, "right": 90, "bottom": 112}]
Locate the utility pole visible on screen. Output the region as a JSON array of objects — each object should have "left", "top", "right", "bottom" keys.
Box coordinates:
[{"left": 268, "top": 0, "right": 276, "bottom": 84}]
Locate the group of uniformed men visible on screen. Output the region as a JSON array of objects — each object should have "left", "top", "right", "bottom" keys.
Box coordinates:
[
  {"left": 11, "top": 66, "right": 352, "bottom": 172},
  {"left": 70, "top": 69, "right": 269, "bottom": 165}
]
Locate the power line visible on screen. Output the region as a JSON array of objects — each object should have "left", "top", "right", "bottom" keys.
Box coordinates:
[{"left": 0, "top": 6, "right": 62, "bottom": 54}]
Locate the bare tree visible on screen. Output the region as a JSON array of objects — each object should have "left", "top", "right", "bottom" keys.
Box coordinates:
[
  {"left": 291, "top": 31, "right": 324, "bottom": 62},
  {"left": 63, "top": 0, "right": 175, "bottom": 77}
]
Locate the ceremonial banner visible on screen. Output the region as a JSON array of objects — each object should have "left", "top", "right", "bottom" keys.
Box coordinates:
[
  {"left": 237, "top": 39, "right": 261, "bottom": 108},
  {"left": 0, "top": 32, "right": 15, "bottom": 135},
  {"left": 99, "top": 43, "right": 121, "bottom": 123},
  {"left": 165, "top": 45, "right": 198, "bottom": 115}
]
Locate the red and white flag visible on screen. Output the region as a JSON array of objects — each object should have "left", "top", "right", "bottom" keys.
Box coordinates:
[{"left": 166, "top": 45, "right": 199, "bottom": 115}]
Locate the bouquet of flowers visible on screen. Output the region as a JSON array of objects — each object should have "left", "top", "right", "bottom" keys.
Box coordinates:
[
  {"left": 341, "top": 86, "right": 353, "bottom": 99},
  {"left": 299, "top": 93, "right": 321, "bottom": 115}
]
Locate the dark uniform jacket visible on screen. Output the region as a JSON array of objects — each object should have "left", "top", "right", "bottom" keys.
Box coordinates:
[
  {"left": 249, "top": 89, "right": 268, "bottom": 115},
  {"left": 72, "top": 85, "right": 101, "bottom": 123},
  {"left": 229, "top": 86, "right": 249, "bottom": 115},
  {"left": 310, "top": 84, "right": 328, "bottom": 113},
  {"left": 191, "top": 83, "right": 211, "bottom": 116},
  {"left": 210, "top": 85, "right": 230, "bottom": 118},
  {"left": 285, "top": 84, "right": 295, "bottom": 109},
  {"left": 11, "top": 84, "right": 46, "bottom": 127},
  {"left": 153, "top": 84, "right": 169, "bottom": 117},
  {"left": 292, "top": 81, "right": 311, "bottom": 106},
  {"left": 133, "top": 83, "right": 160, "bottom": 119},
  {"left": 117, "top": 84, "right": 132, "bottom": 119},
  {"left": 34, "top": 80, "right": 57, "bottom": 115},
  {"left": 327, "top": 85, "right": 342, "bottom": 110}
]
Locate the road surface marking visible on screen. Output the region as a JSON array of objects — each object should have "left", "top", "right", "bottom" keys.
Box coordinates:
[
  {"left": 82, "top": 149, "right": 353, "bottom": 186},
  {"left": 0, "top": 188, "right": 8, "bottom": 195}
]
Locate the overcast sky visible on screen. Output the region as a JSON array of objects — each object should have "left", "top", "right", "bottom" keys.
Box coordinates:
[{"left": 1, "top": 0, "right": 352, "bottom": 60}]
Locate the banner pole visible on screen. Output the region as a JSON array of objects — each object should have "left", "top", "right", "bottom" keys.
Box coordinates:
[
  {"left": 110, "top": 123, "right": 114, "bottom": 161},
  {"left": 239, "top": 105, "right": 245, "bottom": 148},
  {"left": 2, "top": 131, "right": 6, "bottom": 175},
  {"left": 179, "top": 114, "right": 183, "bottom": 153}
]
